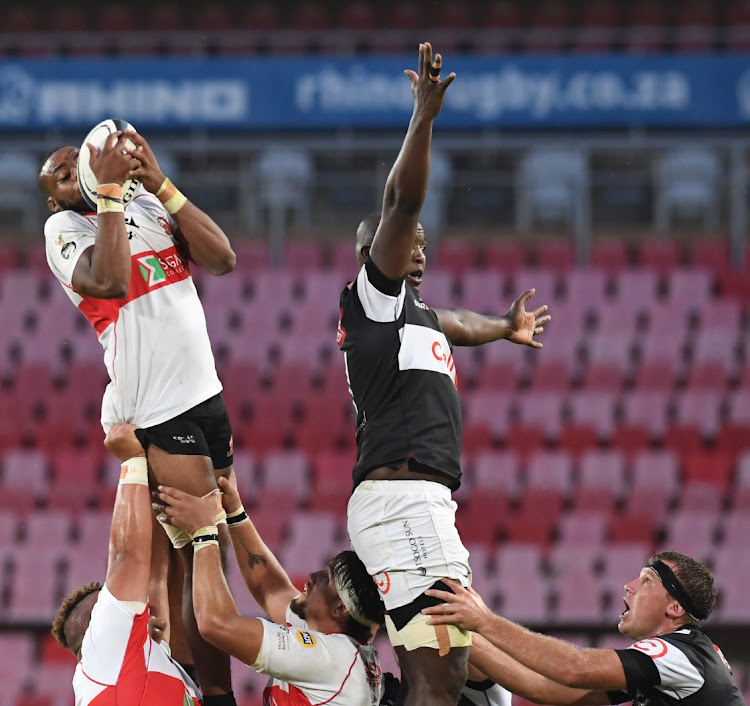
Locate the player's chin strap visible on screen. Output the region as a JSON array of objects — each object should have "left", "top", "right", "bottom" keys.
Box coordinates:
[
  {"left": 333, "top": 576, "right": 376, "bottom": 627},
  {"left": 647, "top": 560, "right": 704, "bottom": 622}
]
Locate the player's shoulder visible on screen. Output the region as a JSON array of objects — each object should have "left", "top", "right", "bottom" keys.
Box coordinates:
[{"left": 44, "top": 209, "right": 93, "bottom": 236}]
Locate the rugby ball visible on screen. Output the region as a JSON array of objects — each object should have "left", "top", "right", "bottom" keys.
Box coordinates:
[{"left": 77, "top": 118, "right": 140, "bottom": 210}]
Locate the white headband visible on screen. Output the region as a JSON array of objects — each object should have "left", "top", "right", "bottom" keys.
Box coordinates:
[{"left": 333, "top": 575, "right": 376, "bottom": 627}]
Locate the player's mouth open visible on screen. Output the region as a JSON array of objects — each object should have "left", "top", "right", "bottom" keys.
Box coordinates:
[
  {"left": 620, "top": 600, "right": 630, "bottom": 617},
  {"left": 408, "top": 269, "right": 423, "bottom": 285}
]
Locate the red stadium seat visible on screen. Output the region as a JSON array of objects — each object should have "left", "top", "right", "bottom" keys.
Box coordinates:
[
  {"left": 637, "top": 238, "right": 682, "bottom": 272},
  {"left": 623, "top": 0, "right": 669, "bottom": 53},
  {"left": 307, "top": 450, "right": 354, "bottom": 512},
  {"left": 573, "top": 449, "right": 627, "bottom": 512},
  {"left": 687, "top": 239, "right": 730, "bottom": 272},
  {"left": 564, "top": 267, "right": 608, "bottom": 311},
  {"left": 435, "top": 240, "right": 478, "bottom": 274},
  {"left": 193, "top": 2, "right": 233, "bottom": 30},
  {"left": 534, "top": 239, "right": 575, "bottom": 273},
  {"left": 618, "top": 389, "right": 671, "bottom": 442},
  {"left": 524, "top": 0, "right": 571, "bottom": 53},
  {"left": 674, "top": 0, "right": 717, "bottom": 52},
  {"left": 681, "top": 449, "right": 735, "bottom": 493},
  {"left": 574, "top": 0, "right": 621, "bottom": 53},
  {"left": 284, "top": 241, "right": 326, "bottom": 271},
  {"left": 608, "top": 505, "right": 661, "bottom": 546},
  {"left": 484, "top": 240, "right": 527, "bottom": 273},
  {"left": 338, "top": 1, "right": 379, "bottom": 29},
  {"left": 592, "top": 238, "right": 631, "bottom": 272}
]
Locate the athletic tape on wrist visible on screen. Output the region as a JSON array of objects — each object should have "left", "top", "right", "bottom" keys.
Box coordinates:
[
  {"left": 97, "top": 183, "right": 123, "bottom": 199},
  {"left": 191, "top": 525, "right": 219, "bottom": 551},
  {"left": 226, "top": 506, "right": 249, "bottom": 527},
  {"left": 97, "top": 198, "right": 125, "bottom": 214},
  {"left": 156, "top": 177, "right": 187, "bottom": 214},
  {"left": 119, "top": 457, "right": 149, "bottom": 486}
]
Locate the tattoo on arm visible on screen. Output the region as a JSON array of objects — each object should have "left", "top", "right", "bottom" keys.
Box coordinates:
[{"left": 238, "top": 538, "right": 267, "bottom": 570}]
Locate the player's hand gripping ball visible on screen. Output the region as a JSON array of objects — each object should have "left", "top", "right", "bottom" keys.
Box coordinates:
[{"left": 77, "top": 118, "right": 141, "bottom": 210}]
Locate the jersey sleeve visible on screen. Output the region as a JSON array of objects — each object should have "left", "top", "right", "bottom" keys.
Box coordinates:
[
  {"left": 79, "top": 583, "right": 147, "bottom": 685},
  {"left": 354, "top": 257, "right": 406, "bottom": 322},
  {"left": 130, "top": 188, "right": 176, "bottom": 232},
  {"left": 251, "top": 618, "right": 352, "bottom": 686},
  {"left": 459, "top": 679, "right": 513, "bottom": 706},
  {"left": 44, "top": 211, "right": 97, "bottom": 287},
  {"left": 616, "top": 635, "right": 705, "bottom": 700}
]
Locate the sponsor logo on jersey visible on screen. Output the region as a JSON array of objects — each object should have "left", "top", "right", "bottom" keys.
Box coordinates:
[
  {"left": 227, "top": 435, "right": 234, "bottom": 457},
  {"left": 337, "top": 317, "right": 346, "bottom": 346},
  {"left": 139, "top": 255, "right": 168, "bottom": 286},
  {"left": 61, "top": 241, "right": 76, "bottom": 259},
  {"left": 413, "top": 298, "right": 428, "bottom": 310},
  {"left": 296, "top": 630, "right": 317, "bottom": 648},
  {"left": 157, "top": 216, "right": 172, "bottom": 236},
  {"left": 398, "top": 324, "right": 458, "bottom": 388},
  {"left": 375, "top": 572, "right": 391, "bottom": 595},
  {"left": 713, "top": 643, "right": 732, "bottom": 671},
  {"left": 632, "top": 637, "right": 669, "bottom": 658},
  {"left": 172, "top": 435, "right": 196, "bottom": 444}
]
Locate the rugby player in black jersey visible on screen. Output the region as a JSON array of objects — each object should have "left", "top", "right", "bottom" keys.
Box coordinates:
[
  {"left": 424, "top": 551, "right": 746, "bottom": 705},
  {"left": 338, "top": 42, "right": 549, "bottom": 706}
]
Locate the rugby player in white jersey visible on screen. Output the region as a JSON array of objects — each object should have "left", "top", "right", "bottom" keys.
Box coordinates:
[{"left": 39, "top": 129, "right": 237, "bottom": 706}]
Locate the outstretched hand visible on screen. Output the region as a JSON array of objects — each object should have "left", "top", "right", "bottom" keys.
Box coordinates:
[
  {"left": 154, "top": 485, "right": 222, "bottom": 535},
  {"left": 404, "top": 42, "right": 455, "bottom": 120},
  {"left": 422, "top": 577, "right": 493, "bottom": 632},
  {"left": 505, "top": 289, "right": 550, "bottom": 349}
]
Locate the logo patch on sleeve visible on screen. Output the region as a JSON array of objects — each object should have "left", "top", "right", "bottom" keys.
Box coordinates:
[
  {"left": 296, "top": 630, "right": 317, "bottom": 648},
  {"left": 632, "top": 638, "right": 669, "bottom": 658}
]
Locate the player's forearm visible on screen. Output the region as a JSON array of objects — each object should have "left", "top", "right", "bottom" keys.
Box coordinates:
[
  {"left": 88, "top": 214, "right": 131, "bottom": 297},
  {"left": 477, "top": 614, "right": 599, "bottom": 689},
  {"left": 470, "top": 635, "right": 605, "bottom": 705},
  {"left": 230, "top": 520, "right": 296, "bottom": 613},
  {"left": 193, "top": 543, "right": 241, "bottom": 637},
  {"left": 171, "top": 202, "right": 236, "bottom": 275},
  {"left": 382, "top": 113, "right": 434, "bottom": 217},
  {"left": 440, "top": 308, "right": 513, "bottom": 346}
]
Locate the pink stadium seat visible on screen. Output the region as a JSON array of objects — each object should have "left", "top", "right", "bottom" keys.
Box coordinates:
[
  {"left": 5, "top": 547, "right": 65, "bottom": 623},
  {"left": 561, "top": 391, "right": 617, "bottom": 454},
  {"left": 481, "top": 335, "right": 532, "bottom": 387},
  {"left": 511, "top": 268, "right": 558, "bottom": 308},
  {"left": 257, "top": 450, "right": 310, "bottom": 507},
  {"left": 47, "top": 448, "right": 103, "bottom": 511},
  {"left": 574, "top": 449, "right": 627, "bottom": 512},
  {"left": 435, "top": 240, "right": 478, "bottom": 274},
  {"left": 535, "top": 239, "right": 575, "bottom": 273},
  {"left": 608, "top": 504, "right": 661, "bottom": 546},
  {"left": 456, "top": 500, "right": 505, "bottom": 546},
  {"left": 611, "top": 268, "right": 659, "bottom": 318},
  {"left": 679, "top": 481, "right": 723, "bottom": 513},
  {"left": 20, "top": 510, "right": 72, "bottom": 547},
  {"left": 665, "top": 268, "right": 714, "bottom": 316},
  {"left": 284, "top": 241, "right": 326, "bottom": 271},
  {"left": 484, "top": 240, "right": 527, "bottom": 273},
  {"left": 33, "top": 664, "right": 76, "bottom": 700},
  {"left": 0, "top": 448, "right": 49, "bottom": 512},
  {"left": 461, "top": 390, "right": 515, "bottom": 448},
  {"left": 308, "top": 450, "right": 353, "bottom": 512},
  {"left": 415, "top": 268, "right": 456, "bottom": 310},
  {"left": 687, "top": 239, "right": 730, "bottom": 272},
  {"left": 600, "top": 542, "right": 652, "bottom": 597},
  {"left": 456, "top": 270, "right": 506, "bottom": 311},
  {"left": 731, "top": 451, "right": 750, "bottom": 509},
  {"left": 720, "top": 510, "right": 750, "bottom": 548},
  {"left": 471, "top": 450, "right": 523, "bottom": 500},
  {"left": 513, "top": 391, "right": 565, "bottom": 444},
  {"left": 499, "top": 574, "right": 550, "bottom": 624},
  {"left": 530, "top": 359, "right": 575, "bottom": 392},
  {"left": 551, "top": 574, "right": 606, "bottom": 625},
  {"left": 564, "top": 268, "right": 608, "bottom": 311},
  {"left": 582, "top": 331, "right": 634, "bottom": 388},
  {"left": 638, "top": 238, "right": 681, "bottom": 271},
  {"left": 0, "top": 633, "right": 34, "bottom": 697},
  {"left": 630, "top": 448, "right": 680, "bottom": 499},
  {"left": 669, "top": 389, "right": 723, "bottom": 440},
  {"left": 233, "top": 240, "right": 270, "bottom": 271},
  {"left": 716, "top": 582, "right": 750, "bottom": 624},
  {"left": 243, "top": 391, "right": 296, "bottom": 453},
  {"left": 495, "top": 543, "right": 545, "bottom": 582},
  {"left": 279, "top": 512, "right": 342, "bottom": 577},
  {"left": 554, "top": 512, "right": 608, "bottom": 549},
  {"left": 660, "top": 510, "right": 718, "bottom": 564},
  {"left": 618, "top": 389, "right": 671, "bottom": 441},
  {"left": 301, "top": 271, "right": 344, "bottom": 305},
  {"left": 681, "top": 449, "right": 735, "bottom": 494}
]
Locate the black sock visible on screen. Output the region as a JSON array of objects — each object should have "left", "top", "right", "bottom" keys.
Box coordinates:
[{"left": 203, "top": 692, "right": 237, "bottom": 706}]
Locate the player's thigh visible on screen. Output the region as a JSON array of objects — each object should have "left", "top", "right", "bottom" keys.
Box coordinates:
[{"left": 395, "top": 644, "right": 469, "bottom": 695}]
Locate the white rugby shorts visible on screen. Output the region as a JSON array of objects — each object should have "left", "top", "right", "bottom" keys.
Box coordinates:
[{"left": 347, "top": 480, "right": 471, "bottom": 611}]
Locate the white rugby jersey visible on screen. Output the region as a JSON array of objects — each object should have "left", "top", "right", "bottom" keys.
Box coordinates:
[
  {"left": 45, "top": 190, "right": 222, "bottom": 431},
  {"left": 73, "top": 584, "right": 201, "bottom": 706},
  {"left": 252, "top": 606, "right": 383, "bottom": 706}
]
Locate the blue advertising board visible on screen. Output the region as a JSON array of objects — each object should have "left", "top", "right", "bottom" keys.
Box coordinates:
[{"left": 1, "top": 55, "right": 749, "bottom": 131}]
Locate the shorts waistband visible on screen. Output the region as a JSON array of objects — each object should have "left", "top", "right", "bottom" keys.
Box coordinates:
[{"left": 354, "top": 479, "right": 452, "bottom": 498}]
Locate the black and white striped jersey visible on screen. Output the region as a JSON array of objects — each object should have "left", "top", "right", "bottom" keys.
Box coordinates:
[
  {"left": 458, "top": 679, "right": 513, "bottom": 706},
  {"left": 609, "top": 629, "right": 746, "bottom": 706},
  {"left": 338, "top": 257, "right": 462, "bottom": 490}
]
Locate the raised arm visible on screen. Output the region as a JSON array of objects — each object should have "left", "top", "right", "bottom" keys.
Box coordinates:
[
  {"left": 128, "top": 131, "right": 236, "bottom": 276},
  {"left": 71, "top": 133, "right": 140, "bottom": 299},
  {"left": 369, "top": 42, "right": 455, "bottom": 281},
  {"left": 155, "top": 486, "right": 266, "bottom": 665},
  {"left": 424, "top": 579, "right": 627, "bottom": 692},
  {"left": 216, "top": 473, "right": 298, "bottom": 624},
  {"left": 468, "top": 635, "right": 610, "bottom": 705},
  {"left": 102, "top": 425, "right": 152, "bottom": 604},
  {"left": 435, "top": 289, "right": 550, "bottom": 347}
]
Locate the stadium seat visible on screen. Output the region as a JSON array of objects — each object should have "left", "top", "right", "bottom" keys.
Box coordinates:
[
  {"left": 415, "top": 267, "right": 456, "bottom": 310},
  {"left": 498, "top": 573, "right": 550, "bottom": 625},
  {"left": 574, "top": 449, "right": 627, "bottom": 512},
  {"left": 0, "top": 633, "right": 34, "bottom": 698},
  {"left": 564, "top": 267, "right": 608, "bottom": 312},
  {"left": 660, "top": 509, "right": 718, "bottom": 564},
  {"left": 637, "top": 239, "right": 682, "bottom": 272},
  {"left": 561, "top": 390, "right": 618, "bottom": 453},
  {"left": 0, "top": 152, "right": 43, "bottom": 232},
  {"left": 307, "top": 450, "right": 354, "bottom": 512},
  {"left": 0, "top": 448, "right": 49, "bottom": 513},
  {"left": 681, "top": 449, "right": 735, "bottom": 494},
  {"left": 480, "top": 333, "right": 533, "bottom": 388},
  {"left": 5, "top": 547, "right": 65, "bottom": 623},
  {"left": 436, "top": 240, "right": 479, "bottom": 275},
  {"left": 534, "top": 239, "right": 576, "bottom": 273},
  {"left": 666, "top": 389, "right": 723, "bottom": 445},
  {"left": 283, "top": 241, "right": 326, "bottom": 272},
  {"left": 665, "top": 267, "right": 715, "bottom": 316},
  {"left": 581, "top": 331, "right": 634, "bottom": 389},
  {"left": 599, "top": 542, "right": 652, "bottom": 598},
  {"left": 456, "top": 269, "right": 506, "bottom": 312},
  {"left": 524, "top": 0, "right": 572, "bottom": 53},
  {"left": 592, "top": 238, "right": 631, "bottom": 271},
  {"left": 655, "top": 149, "right": 721, "bottom": 232},
  {"left": 623, "top": 0, "right": 668, "bottom": 53},
  {"left": 673, "top": 0, "right": 717, "bottom": 52},
  {"left": 256, "top": 450, "right": 310, "bottom": 508},
  {"left": 731, "top": 450, "right": 750, "bottom": 509},
  {"left": 687, "top": 238, "right": 731, "bottom": 272},
  {"left": 618, "top": 389, "right": 671, "bottom": 442},
  {"left": 338, "top": 1, "right": 379, "bottom": 29},
  {"left": 679, "top": 481, "right": 723, "bottom": 513},
  {"left": 611, "top": 268, "right": 660, "bottom": 319},
  {"left": 47, "top": 448, "right": 102, "bottom": 511},
  {"left": 512, "top": 391, "right": 566, "bottom": 445},
  {"left": 550, "top": 574, "right": 606, "bottom": 625},
  {"left": 554, "top": 512, "right": 609, "bottom": 550},
  {"left": 484, "top": 240, "right": 527, "bottom": 273},
  {"left": 461, "top": 389, "right": 515, "bottom": 449},
  {"left": 629, "top": 448, "right": 680, "bottom": 506},
  {"left": 608, "top": 504, "right": 661, "bottom": 546},
  {"left": 574, "top": 0, "right": 621, "bottom": 52},
  {"left": 279, "top": 511, "right": 343, "bottom": 577}
]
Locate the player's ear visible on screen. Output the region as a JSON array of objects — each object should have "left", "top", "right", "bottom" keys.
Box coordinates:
[
  {"left": 48, "top": 196, "right": 62, "bottom": 213},
  {"left": 331, "top": 599, "right": 348, "bottom": 621},
  {"left": 666, "top": 599, "right": 685, "bottom": 620}
]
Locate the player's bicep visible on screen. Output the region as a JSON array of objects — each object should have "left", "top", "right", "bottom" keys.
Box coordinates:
[
  {"left": 69, "top": 245, "right": 100, "bottom": 295},
  {"left": 369, "top": 211, "right": 420, "bottom": 281},
  {"left": 205, "top": 613, "right": 265, "bottom": 667},
  {"left": 434, "top": 308, "right": 466, "bottom": 345},
  {"left": 105, "top": 553, "right": 150, "bottom": 605}
]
